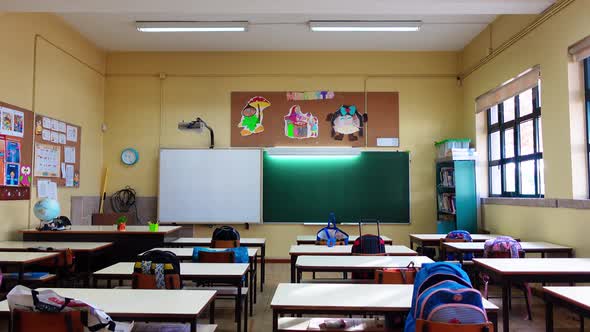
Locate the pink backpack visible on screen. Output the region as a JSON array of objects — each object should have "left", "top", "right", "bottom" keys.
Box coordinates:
[{"left": 483, "top": 236, "right": 522, "bottom": 258}]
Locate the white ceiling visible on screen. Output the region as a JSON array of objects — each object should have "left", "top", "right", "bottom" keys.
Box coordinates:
[{"left": 0, "top": 0, "right": 555, "bottom": 51}]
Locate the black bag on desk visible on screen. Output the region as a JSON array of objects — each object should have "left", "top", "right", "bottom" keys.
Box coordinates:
[{"left": 212, "top": 226, "right": 240, "bottom": 241}]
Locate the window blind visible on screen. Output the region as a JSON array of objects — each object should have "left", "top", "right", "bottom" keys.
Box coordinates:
[
  {"left": 475, "top": 66, "right": 541, "bottom": 114},
  {"left": 569, "top": 35, "right": 590, "bottom": 62}
]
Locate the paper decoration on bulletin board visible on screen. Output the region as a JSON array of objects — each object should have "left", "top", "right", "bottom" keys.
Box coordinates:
[
  {"left": 231, "top": 92, "right": 399, "bottom": 148},
  {"left": 286, "top": 91, "right": 334, "bottom": 101},
  {"left": 0, "top": 102, "right": 33, "bottom": 200},
  {"left": 238, "top": 96, "right": 271, "bottom": 136},
  {"left": 326, "top": 105, "right": 368, "bottom": 141},
  {"left": 284, "top": 105, "right": 318, "bottom": 139},
  {"left": 33, "top": 114, "right": 81, "bottom": 188}
]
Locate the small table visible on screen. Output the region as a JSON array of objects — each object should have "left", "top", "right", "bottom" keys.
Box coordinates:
[
  {"left": 0, "top": 288, "right": 216, "bottom": 332},
  {"left": 409, "top": 233, "right": 511, "bottom": 250},
  {"left": 93, "top": 262, "right": 249, "bottom": 332},
  {"left": 0, "top": 252, "right": 60, "bottom": 284},
  {"left": 270, "top": 283, "right": 499, "bottom": 332},
  {"left": 443, "top": 241, "right": 574, "bottom": 263},
  {"left": 165, "top": 237, "right": 267, "bottom": 292},
  {"left": 289, "top": 245, "right": 417, "bottom": 283},
  {"left": 295, "top": 255, "right": 434, "bottom": 283},
  {"left": 0, "top": 241, "right": 113, "bottom": 286},
  {"left": 544, "top": 286, "right": 590, "bottom": 332},
  {"left": 473, "top": 258, "right": 590, "bottom": 332},
  {"left": 296, "top": 235, "right": 393, "bottom": 245}
]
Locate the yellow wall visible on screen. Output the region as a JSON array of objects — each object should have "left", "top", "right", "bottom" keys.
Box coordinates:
[
  {"left": 0, "top": 13, "right": 105, "bottom": 238},
  {"left": 461, "top": 0, "right": 590, "bottom": 257},
  {"left": 105, "top": 52, "right": 462, "bottom": 258}
]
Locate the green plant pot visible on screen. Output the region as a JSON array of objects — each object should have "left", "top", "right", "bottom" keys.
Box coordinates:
[{"left": 149, "top": 224, "right": 159, "bottom": 232}]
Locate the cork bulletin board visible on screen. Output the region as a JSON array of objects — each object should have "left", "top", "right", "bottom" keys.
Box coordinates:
[
  {"left": 33, "top": 114, "right": 81, "bottom": 187},
  {"left": 0, "top": 101, "right": 34, "bottom": 200},
  {"left": 230, "top": 91, "right": 399, "bottom": 147}
]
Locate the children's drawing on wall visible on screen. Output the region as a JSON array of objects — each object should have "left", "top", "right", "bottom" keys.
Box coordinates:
[
  {"left": 238, "top": 96, "right": 271, "bottom": 136},
  {"left": 6, "top": 140, "right": 20, "bottom": 163},
  {"left": 19, "top": 166, "right": 31, "bottom": 187},
  {"left": 35, "top": 119, "right": 43, "bottom": 135},
  {"left": 284, "top": 105, "right": 319, "bottom": 139},
  {"left": 1, "top": 110, "right": 13, "bottom": 133},
  {"left": 326, "top": 105, "right": 368, "bottom": 141},
  {"left": 5, "top": 163, "right": 19, "bottom": 186},
  {"left": 0, "top": 136, "right": 4, "bottom": 185},
  {"left": 286, "top": 91, "right": 334, "bottom": 101}
]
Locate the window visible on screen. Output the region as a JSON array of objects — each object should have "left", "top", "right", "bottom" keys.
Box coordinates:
[
  {"left": 585, "top": 57, "right": 590, "bottom": 195},
  {"left": 487, "top": 86, "right": 543, "bottom": 197}
]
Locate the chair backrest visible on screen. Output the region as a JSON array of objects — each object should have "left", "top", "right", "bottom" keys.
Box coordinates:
[
  {"left": 374, "top": 266, "right": 416, "bottom": 284},
  {"left": 211, "top": 239, "right": 240, "bottom": 248},
  {"left": 197, "top": 250, "right": 235, "bottom": 263},
  {"left": 415, "top": 320, "right": 492, "bottom": 332},
  {"left": 12, "top": 309, "right": 85, "bottom": 332}
]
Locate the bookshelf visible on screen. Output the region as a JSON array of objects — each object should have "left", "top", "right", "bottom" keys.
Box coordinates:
[{"left": 436, "top": 159, "right": 477, "bottom": 233}]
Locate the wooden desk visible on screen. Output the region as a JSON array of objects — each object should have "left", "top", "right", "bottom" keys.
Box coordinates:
[
  {"left": 270, "top": 283, "right": 499, "bottom": 332},
  {"left": 474, "top": 258, "right": 590, "bottom": 332},
  {"left": 0, "top": 241, "right": 113, "bottom": 287},
  {"left": 288, "top": 245, "right": 417, "bottom": 283},
  {"left": 295, "top": 255, "right": 434, "bottom": 283},
  {"left": 0, "top": 252, "right": 59, "bottom": 284},
  {"left": 93, "top": 262, "right": 248, "bottom": 332},
  {"left": 544, "top": 286, "right": 590, "bottom": 332},
  {"left": 165, "top": 237, "right": 267, "bottom": 292},
  {"left": 21, "top": 226, "right": 182, "bottom": 262},
  {"left": 0, "top": 288, "right": 216, "bottom": 332},
  {"left": 409, "top": 233, "right": 512, "bottom": 249},
  {"left": 296, "top": 235, "right": 393, "bottom": 245},
  {"left": 444, "top": 241, "right": 574, "bottom": 263}
]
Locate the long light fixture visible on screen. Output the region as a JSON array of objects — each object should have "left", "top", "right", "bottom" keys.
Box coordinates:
[
  {"left": 136, "top": 21, "right": 248, "bottom": 32},
  {"left": 309, "top": 20, "right": 422, "bottom": 32},
  {"left": 266, "top": 147, "right": 361, "bottom": 157}
]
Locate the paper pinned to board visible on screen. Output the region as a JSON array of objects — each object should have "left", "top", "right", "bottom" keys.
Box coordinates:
[
  {"left": 65, "top": 164, "right": 74, "bottom": 187},
  {"left": 66, "top": 125, "right": 78, "bottom": 142},
  {"left": 64, "top": 146, "right": 76, "bottom": 163},
  {"left": 42, "top": 117, "right": 51, "bottom": 129},
  {"left": 41, "top": 129, "right": 51, "bottom": 141}
]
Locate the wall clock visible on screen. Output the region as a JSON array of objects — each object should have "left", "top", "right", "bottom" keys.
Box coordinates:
[{"left": 121, "top": 148, "right": 139, "bottom": 166}]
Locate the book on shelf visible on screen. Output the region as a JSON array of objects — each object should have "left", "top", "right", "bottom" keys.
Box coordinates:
[
  {"left": 439, "top": 167, "right": 455, "bottom": 187},
  {"left": 437, "top": 193, "right": 456, "bottom": 214}
]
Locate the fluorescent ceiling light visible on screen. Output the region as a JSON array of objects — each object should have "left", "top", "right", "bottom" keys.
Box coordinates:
[
  {"left": 136, "top": 21, "right": 248, "bottom": 32},
  {"left": 309, "top": 21, "right": 422, "bottom": 32},
  {"left": 266, "top": 147, "right": 361, "bottom": 156}
]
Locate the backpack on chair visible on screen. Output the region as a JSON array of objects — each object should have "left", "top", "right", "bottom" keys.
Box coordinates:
[
  {"left": 404, "top": 262, "right": 489, "bottom": 332},
  {"left": 316, "top": 212, "right": 349, "bottom": 246},
  {"left": 351, "top": 219, "right": 385, "bottom": 280},
  {"left": 132, "top": 250, "right": 181, "bottom": 289},
  {"left": 444, "top": 230, "right": 473, "bottom": 261},
  {"left": 212, "top": 226, "right": 240, "bottom": 241}
]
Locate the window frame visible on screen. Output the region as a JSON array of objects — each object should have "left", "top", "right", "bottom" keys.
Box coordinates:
[
  {"left": 487, "top": 86, "right": 543, "bottom": 198},
  {"left": 585, "top": 57, "right": 590, "bottom": 197}
]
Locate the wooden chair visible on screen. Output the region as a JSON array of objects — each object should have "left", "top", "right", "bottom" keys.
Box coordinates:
[
  {"left": 415, "top": 320, "right": 493, "bottom": 332},
  {"left": 12, "top": 309, "right": 86, "bottom": 332},
  {"left": 196, "top": 250, "right": 235, "bottom": 263},
  {"left": 374, "top": 265, "right": 417, "bottom": 285},
  {"left": 211, "top": 239, "right": 240, "bottom": 248}
]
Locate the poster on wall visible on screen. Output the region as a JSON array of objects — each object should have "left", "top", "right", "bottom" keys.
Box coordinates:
[
  {"left": 238, "top": 96, "right": 271, "bottom": 136},
  {"left": 0, "top": 107, "right": 25, "bottom": 138},
  {"left": 283, "top": 105, "right": 318, "bottom": 139},
  {"left": 326, "top": 105, "right": 368, "bottom": 141},
  {"left": 34, "top": 143, "right": 61, "bottom": 178}
]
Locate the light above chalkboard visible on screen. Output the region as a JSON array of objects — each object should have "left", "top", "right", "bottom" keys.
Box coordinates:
[{"left": 265, "top": 147, "right": 361, "bottom": 157}]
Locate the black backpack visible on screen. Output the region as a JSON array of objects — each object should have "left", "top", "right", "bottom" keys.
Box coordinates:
[
  {"left": 212, "top": 226, "right": 240, "bottom": 241},
  {"left": 351, "top": 219, "right": 386, "bottom": 255},
  {"left": 133, "top": 250, "right": 181, "bottom": 289}
]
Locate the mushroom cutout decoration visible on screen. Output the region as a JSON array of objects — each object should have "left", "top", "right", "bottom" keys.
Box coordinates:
[{"left": 238, "top": 96, "right": 271, "bottom": 136}]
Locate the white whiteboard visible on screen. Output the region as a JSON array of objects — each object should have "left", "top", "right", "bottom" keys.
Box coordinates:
[{"left": 158, "top": 149, "right": 261, "bottom": 224}]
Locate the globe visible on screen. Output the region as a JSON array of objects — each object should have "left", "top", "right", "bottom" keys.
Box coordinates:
[{"left": 33, "top": 198, "right": 61, "bottom": 221}]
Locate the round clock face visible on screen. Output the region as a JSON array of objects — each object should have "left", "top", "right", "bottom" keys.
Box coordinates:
[{"left": 121, "top": 148, "right": 138, "bottom": 165}]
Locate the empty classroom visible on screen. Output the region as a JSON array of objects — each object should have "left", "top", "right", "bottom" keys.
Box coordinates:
[{"left": 0, "top": 0, "right": 589, "bottom": 331}]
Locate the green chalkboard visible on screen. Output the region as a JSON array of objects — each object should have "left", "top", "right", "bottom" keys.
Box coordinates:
[{"left": 263, "top": 151, "right": 410, "bottom": 223}]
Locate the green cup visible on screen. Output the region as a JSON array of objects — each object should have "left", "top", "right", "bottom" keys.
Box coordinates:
[{"left": 149, "top": 223, "right": 159, "bottom": 232}]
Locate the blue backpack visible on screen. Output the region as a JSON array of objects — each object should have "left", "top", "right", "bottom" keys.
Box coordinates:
[
  {"left": 445, "top": 230, "right": 473, "bottom": 261},
  {"left": 316, "top": 213, "right": 349, "bottom": 246},
  {"left": 404, "top": 262, "right": 488, "bottom": 332}
]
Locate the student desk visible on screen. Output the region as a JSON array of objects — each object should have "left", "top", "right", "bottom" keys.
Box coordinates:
[
  {"left": 21, "top": 225, "right": 182, "bottom": 261},
  {"left": 443, "top": 241, "right": 574, "bottom": 263},
  {"left": 409, "top": 233, "right": 512, "bottom": 250},
  {"left": 0, "top": 241, "right": 113, "bottom": 286},
  {"left": 165, "top": 237, "right": 267, "bottom": 292},
  {"left": 473, "top": 258, "right": 590, "bottom": 332},
  {"left": 296, "top": 235, "right": 393, "bottom": 245},
  {"left": 543, "top": 286, "right": 590, "bottom": 332},
  {"left": 93, "top": 262, "right": 249, "bottom": 332},
  {"left": 0, "top": 288, "right": 217, "bottom": 332},
  {"left": 0, "top": 251, "right": 60, "bottom": 284},
  {"left": 295, "top": 255, "right": 434, "bottom": 283},
  {"left": 270, "top": 283, "right": 499, "bottom": 332},
  {"left": 288, "top": 245, "right": 417, "bottom": 283}
]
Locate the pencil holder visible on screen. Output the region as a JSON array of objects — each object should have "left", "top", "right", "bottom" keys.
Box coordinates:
[{"left": 149, "top": 223, "right": 159, "bottom": 232}]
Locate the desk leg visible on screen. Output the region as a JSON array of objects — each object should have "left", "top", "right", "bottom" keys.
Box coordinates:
[
  {"left": 244, "top": 289, "right": 248, "bottom": 332},
  {"left": 209, "top": 300, "right": 215, "bottom": 324},
  {"left": 410, "top": 239, "right": 414, "bottom": 250},
  {"left": 501, "top": 280, "right": 510, "bottom": 332},
  {"left": 254, "top": 254, "right": 258, "bottom": 304},
  {"left": 191, "top": 320, "right": 196, "bottom": 332},
  {"left": 272, "top": 310, "right": 278, "bottom": 332},
  {"left": 237, "top": 282, "right": 242, "bottom": 332},
  {"left": 545, "top": 300, "right": 553, "bottom": 332},
  {"left": 290, "top": 255, "right": 296, "bottom": 283},
  {"left": 249, "top": 263, "right": 254, "bottom": 317},
  {"left": 296, "top": 269, "right": 302, "bottom": 283},
  {"left": 489, "top": 311, "right": 498, "bottom": 332},
  {"left": 261, "top": 244, "right": 266, "bottom": 292}
]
